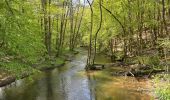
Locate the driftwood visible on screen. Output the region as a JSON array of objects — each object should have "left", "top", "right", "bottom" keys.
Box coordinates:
[
  {"left": 0, "top": 76, "right": 15, "bottom": 87},
  {"left": 112, "top": 69, "right": 165, "bottom": 77},
  {"left": 0, "top": 72, "right": 33, "bottom": 87},
  {"left": 127, "top": 69, "right": 165, "bottom": 77}
]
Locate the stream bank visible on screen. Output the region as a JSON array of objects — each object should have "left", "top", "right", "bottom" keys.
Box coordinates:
[
  {"left": 0, "top": 49, "right": 155, "bottom": 100},
  {"left": 0, "top": 50, "right": 78, "bottom": 87}
]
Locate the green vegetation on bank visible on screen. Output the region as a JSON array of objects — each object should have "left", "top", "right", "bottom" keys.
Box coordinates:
[
  {"left": 36, "top": 57, "right": 65, "bottom": 71},
  {"left": 0, "top": 59, "right": 35, "bottom": 78},
  {"left": 155, "top": 74, "right": 170, "bottom": 100}
]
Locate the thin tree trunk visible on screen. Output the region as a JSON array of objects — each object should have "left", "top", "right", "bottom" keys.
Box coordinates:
[
  {"left": 162, "top": 0, "right": 168, "bottom": 35},
  {"left": 92, "top": 0, "right": 103, "bottom": 64},
  {"left": 72, "top": 1, "right": 85, "bottom": 49},
  {"left": 86, "top": 0, "right": 93, "bottom": 69}
]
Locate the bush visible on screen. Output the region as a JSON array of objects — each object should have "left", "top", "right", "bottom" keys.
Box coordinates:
[
  {"left": 156, "top": 87, "right": 170, "bottom": 100},
  {"left": 137, "top": 55, "right": 160, "bottom": 66},
  {"left": 155, "top": 75, "right": 170, "bottom": 100},
  {"left": 0, "top": 60, "right": 36, "bottom": 78},
  {"left": 148, "top": 56, "right": 160, "bottom": 66}
]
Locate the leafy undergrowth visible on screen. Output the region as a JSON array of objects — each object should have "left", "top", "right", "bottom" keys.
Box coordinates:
[
  {"left": 0, "top": 59, "right": 38, "bottom": 79},
  {"left": 154, "top": 74, "right": 170, "bottom": 100},
  {"left": 56, "top": 57, "right": 65, "bottom": 64}
]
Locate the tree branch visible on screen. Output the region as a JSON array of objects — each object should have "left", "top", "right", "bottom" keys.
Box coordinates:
[{"left": 101, "top": 4, "right": 126, "bottom": 35}]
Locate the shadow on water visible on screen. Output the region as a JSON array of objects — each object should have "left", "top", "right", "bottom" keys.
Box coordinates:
[
  {"left": 0, "top": 49, "right": 153, "bottom": 100},
  {"left": 87, "top": 72, "right": 97, "bottom": 100},
  {"left": 45, "top": 72, "right": 54, "bottom": 100}
]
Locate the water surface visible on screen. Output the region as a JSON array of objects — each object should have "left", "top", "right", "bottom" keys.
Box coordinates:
[{"left": 0, "top": 50, "right": 153, "bottom": 100}]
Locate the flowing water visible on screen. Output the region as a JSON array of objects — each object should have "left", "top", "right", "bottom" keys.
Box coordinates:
[{"left": 0, "top": 49, "right": 153, "bottom": 100}]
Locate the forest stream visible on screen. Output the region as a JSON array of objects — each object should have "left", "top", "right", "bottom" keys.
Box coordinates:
[{"left": 0, "top": 49, "right": 154, "bottom": 100}]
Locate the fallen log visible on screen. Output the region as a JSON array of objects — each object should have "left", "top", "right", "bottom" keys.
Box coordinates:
[
  {"left": 127, "top": 69, "right": 165, "bottom": 77},
  {"left": 112, "top": 69, "right": 165, "bottom": 77},
  {"left": 0, "top": 76, "right": 16, "bottom": 87}
]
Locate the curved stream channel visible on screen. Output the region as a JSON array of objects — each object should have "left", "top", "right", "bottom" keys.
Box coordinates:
[{"left": 0, "top": 49, "right": 153, "bottom": 100}]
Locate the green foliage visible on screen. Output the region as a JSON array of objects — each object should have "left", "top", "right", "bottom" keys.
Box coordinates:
[
  {"left": 148, "top": 56, "right": 160, "bottom": 66},
  {"left": 0, "top": 0, "right": 45, "bottom": 80},
  {"left": 137, "top": 55, "right": 160, "bottom": 66},
  {"left": 0, "top": 0, "right": 45, "bottom": 63},
  {"left": 114, "top": 51, "right": 124, "bottom": 61},
  {"left": 158, "top": 38, "right": 170, "bottom": 48},
  {"left": 56, "top": 57, "right": 65, "bottom": 65},
  {"left": 155, "top": 75, "right": 170, "bottom": 100},
  {"left": 156, "top": 87, "right": 170, "bottom": 100},
  {"left": 0, "top": 60, "right": 36, "bottom": 78}
]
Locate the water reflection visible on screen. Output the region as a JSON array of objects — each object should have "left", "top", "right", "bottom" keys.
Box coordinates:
[
  {"left": 45, "top": 72, "right": 54, "bottom": 100},
  {"left": 2, "top": 78, "right": 39, "bottom": 100},
  {"left": 87, "top": 73, "right": 96, "bottom": 100}
]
